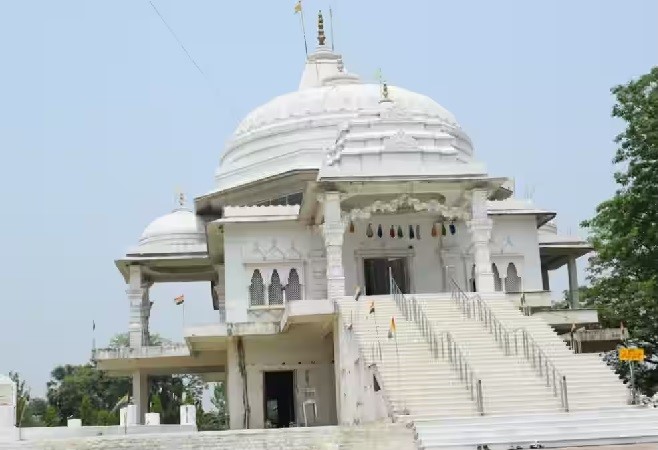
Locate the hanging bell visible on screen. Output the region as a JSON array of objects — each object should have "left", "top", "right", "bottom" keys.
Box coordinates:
[
  {"left": 416, "top": 224, "right": 421, "bottom": 240},
  {"left": 449, "top": 221, "right": 456, "bottom": 235},
  {"left": 366, "top": 223, "right": 374, "bottom": 238},
  {"left": 397, "top": 226, "right": 403, "bottom": 238},
  {"left": 377, "top": 224, "right": 383, "bottom": 238},
  {"left": 431, "top": 223, "right": 438, "bottom": 237},
  {"left": 408, "top": 224, "right": 415, "bottom": 240},
  {"left": 349, "top": 220, "right": 355, "bottom": 233},
  {"left": 441, "top": 223, "right": 447, "bottom": 236},
  {"left": 389, "top": 225, "right": 395, "bottom": 238}
]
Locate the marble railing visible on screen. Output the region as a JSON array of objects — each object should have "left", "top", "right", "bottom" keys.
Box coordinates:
[{"left": 93, "top": 344, "right": 190, "bottom": 360}]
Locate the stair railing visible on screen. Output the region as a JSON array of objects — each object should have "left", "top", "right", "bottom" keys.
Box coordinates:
[
  {"left": 449, "top": 280, "right": 570, "bottom": 412},
  {"left": 390, "top": 270, "right": 484, "bottom": 415},
  {"left": 450, "top": 279, "right": 513, "bottom": 355},
  {"left": 518, "top": 328, "right": 570, "bottom": 412}
]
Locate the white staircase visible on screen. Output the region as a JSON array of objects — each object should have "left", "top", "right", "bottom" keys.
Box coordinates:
[
  {"left": 480, "top": 292, "right": 630, "bottom": 410},
  {"left": 414, "top": 293, "right": 563, "bottom": 415},
  {"left": 415, "top": 407, "right": 658, "bottom": 450},
  {"left": 337, "top": 295, "right": 480, "bottom": 420}
]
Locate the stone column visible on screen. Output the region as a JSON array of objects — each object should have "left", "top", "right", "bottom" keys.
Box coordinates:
[
  {"left": 226, "top": 337, "right": 246, "bottom": 430},
  {"left": 213, "top": 265, "right": 226, "bottom": 322},
  {"left": 567, "top": 257, "right": 579, "bottom": 308},
  {"left": 127, "top": 265, "right": 146, "bottom": 348},
  {"left": 141, "top": 284, "right": 152, "bottom": 346},
  {"left": 321, "top": 192, "right": 346, "bottom": 300},
  {"left": 467, "top": 190, "right": 495, "bottom": 292},
  {"left": 132, "top": 371, "right": 149, "bottom": 424},
  {"left": 541, "top": 266, "right": 550, "bottom": 291}
]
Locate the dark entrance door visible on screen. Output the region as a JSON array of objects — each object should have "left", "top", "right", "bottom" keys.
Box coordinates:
[
  {"left": 263, "top": 371, "right": 295, "bottom": 428},
  {"left": 363, "top": 257, "right": 409, "bottom": 295}
]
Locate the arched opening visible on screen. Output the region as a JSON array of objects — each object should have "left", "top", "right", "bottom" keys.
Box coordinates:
[
  {"left": 268, "top": 269, "right": 284, "bottom": 305},
  {"left": 249, "top": 269, "right": 265, "bottom": 306},
  {"left": 505, "top": 263, "right": 522, "bottom": 292},
  {"left": 492, "top": 263, "right": 503, "bottom": 292},
  {"left": 285, "top": 268, "right": 301, "bottom": 301}
]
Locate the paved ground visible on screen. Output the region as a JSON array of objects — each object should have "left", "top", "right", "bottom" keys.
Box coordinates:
[{"left": 557, "top": 446, "right": 658, "bottom": 450}]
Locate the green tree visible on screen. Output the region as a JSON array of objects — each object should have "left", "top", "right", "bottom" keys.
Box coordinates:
[
  {"left": 43, "top": 406, "right": 60, "bottom": 427},
  {"left": 581, "top": 66, "right": 658, "bottom": 395},
  {"left": 150, "top": 394, "right": 163, "bottom": 414},
  {"left": 9, "top": 372, "right": 31, "bottom": 427},
  {"left": 79, "top": 395, "right": 96, "bottom": 426}
]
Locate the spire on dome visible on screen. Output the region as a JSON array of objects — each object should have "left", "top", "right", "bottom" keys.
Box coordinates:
[
  {"left": 175, "top": 189, "right": 187, "bottom": 210},
  {"left": 317, "top": 10, "right": 326, "bottom": 46}
]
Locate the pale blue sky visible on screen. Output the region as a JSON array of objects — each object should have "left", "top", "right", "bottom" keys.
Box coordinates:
[{"left": 0, "top": 1, "right": 656, "bottom": 397}]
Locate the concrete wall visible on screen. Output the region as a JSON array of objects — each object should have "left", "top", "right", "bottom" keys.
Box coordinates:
[
  {"left": 5, "top": 424, "right": 196, "bottom": 442},
  {"left": 342, "top": 213, "right": 444, "bottom": 295},
  {"left": 223, "top": 222, "right": 326, "bottom": 323},
  {"left": 226, "top": 324, "right": 337, "bottom": 429},
  {"left": 333, "top": 312, "right": 389, "bottom": 425},
  {"left": 490, "top": 215, "right": 544, "bottom": 292},
  {"left": 222, "top": 212, "right": 544, "bottom": 323}
]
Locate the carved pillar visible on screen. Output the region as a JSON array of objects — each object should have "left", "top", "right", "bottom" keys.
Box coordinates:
[
  {"left": 213, "top": 265, "right": 226, "bottom": 322},
  {"left": 140, "top": 284, "right": 152, "bottom": 347},
  {"left": 127, "top": 265, "right": 146, "bottom": 348},
  {"left": 321, "top": 192, "right": 346, "bottom": 300},
  {"left": 467, "top": 189, "right": 495, "bottom": 292}
]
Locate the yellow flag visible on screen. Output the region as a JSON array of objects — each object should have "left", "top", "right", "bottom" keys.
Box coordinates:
[
  {"left": 294, "top": 0, "right": 302, "bottom": 13},
  {"left": 390, "top": 317, "right": 396, "bottom": 333}
]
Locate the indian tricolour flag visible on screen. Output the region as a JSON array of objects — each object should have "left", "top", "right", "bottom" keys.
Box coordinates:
[{"left": 174, "top": 295, "right": 185, "bottom": 305}]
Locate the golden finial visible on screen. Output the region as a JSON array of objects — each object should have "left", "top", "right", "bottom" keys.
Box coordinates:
[{"left": 317, "top": 10, "right": 326, "bottom": 46}]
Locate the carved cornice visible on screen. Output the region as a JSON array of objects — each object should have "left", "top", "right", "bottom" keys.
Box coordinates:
[{"left": 342, "top": 194, "right": 471, "bottom": 222}]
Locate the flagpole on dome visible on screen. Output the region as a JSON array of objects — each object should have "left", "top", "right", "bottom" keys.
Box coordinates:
[
  {"left": 294, "top": 1, "right": 308, "bottom": 57},
  {"left": 329, "top": 6, "right": 335, "bottom": 51}
]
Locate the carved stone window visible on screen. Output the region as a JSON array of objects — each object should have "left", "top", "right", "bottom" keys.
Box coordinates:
[
  {"left": 505, "top": 263, "right": 522, "bottom": 293},
  {"left": 249, "top": 269, "right": 265, "bottom": 306},
  {"left": 286, "top": 268, "right": 302, "bottom": 301},
  {"left": 268, "top": 269, "right": 284, "bottom": 305},
  {"left": 492, "top": 263, "right": 503, "bottom": 292}
]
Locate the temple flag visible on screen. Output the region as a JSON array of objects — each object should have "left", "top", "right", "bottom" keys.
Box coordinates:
[
  {"left": 354, "top": 286, "right": 362, "bottom": 302},
  {"left": 388, "top": 316, "right": 396, "bottom": 339},
  {"left": 294, "top": 0, "right": 302, "bottom": 13},
  {"left": 369, "top": 301, "right": 375, "bottom": 314},
  {"left": 174, "top": 295, "right": 185, "bottom": 305}
]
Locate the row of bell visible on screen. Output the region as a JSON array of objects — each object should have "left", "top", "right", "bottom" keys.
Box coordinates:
[{"left": 348, "top": 222, "right": 457, "bottom": 238}]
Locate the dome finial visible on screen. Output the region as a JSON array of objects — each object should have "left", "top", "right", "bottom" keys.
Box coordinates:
[
  {"left": 375, "top": 68, "right": 392, "bottom": 103},
  {"left": 317, "top": 10, "right": 326, "bottom": 46},
  {"left": 175, "top": 189, "right": 186, "bottom": 210}
]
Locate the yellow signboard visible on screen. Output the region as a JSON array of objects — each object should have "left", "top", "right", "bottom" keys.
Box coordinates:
[{"left": 619, "top": 347, "right": 645, "bottom": 362}]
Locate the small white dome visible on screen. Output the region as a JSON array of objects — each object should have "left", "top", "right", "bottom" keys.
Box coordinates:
[{"left": 130, "top": 208, "right": 207, "bottom": 256}]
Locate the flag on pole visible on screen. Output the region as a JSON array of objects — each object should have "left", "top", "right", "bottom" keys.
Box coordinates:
[
  {"left": 92, "top": 320, "right": 96, "bottom": 331},
  {"left": 354, "top": 286, "right": 362, "bottom": 302},
  {"left": 369, "top": 301, "right": 375, "bottom": 314},
  {"left": 388, "top": 316, "right": 396, "bottom": 339},
  {"left": 174, "top": 295, "right": 185, "bottom": 305},
  {"left": 571, "top": 323, "right": 576, "bottom": 333},
  {"left": 294, "top": 0, "right": 302, "bottom": 13}
]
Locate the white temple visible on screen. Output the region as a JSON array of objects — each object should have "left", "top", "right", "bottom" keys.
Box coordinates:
[{"left": 93, "top": 12, "right": 658, "bottom": 449}]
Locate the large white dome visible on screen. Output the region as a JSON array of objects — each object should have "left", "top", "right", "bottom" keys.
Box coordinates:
[
  {"left": 232, "top": 83, "right": 459, "bottom": 138},
  {"left": 214, "top": 45, "right": 471, "bottom": 192}
]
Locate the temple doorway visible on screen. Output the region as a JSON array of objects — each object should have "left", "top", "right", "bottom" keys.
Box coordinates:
[
  {"left": 363, "top": 257, "right": 409, "bottom": 295},
  {"left": 263, "top": 370, "right": 295, "bottom": 428}
]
